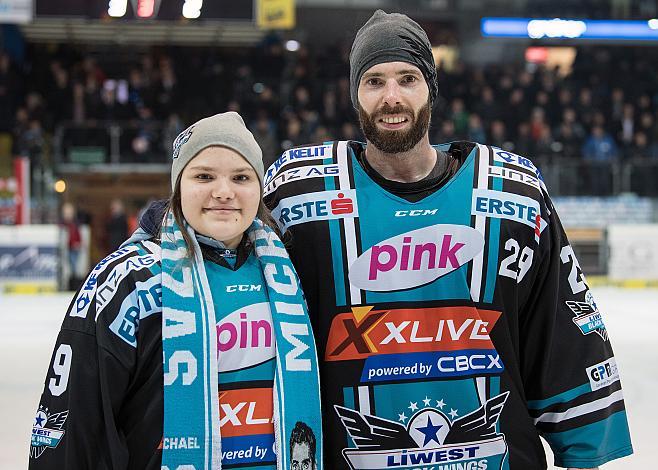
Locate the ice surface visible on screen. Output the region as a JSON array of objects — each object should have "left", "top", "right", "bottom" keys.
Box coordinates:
[{"left": 1, "top": 288, "right": 655, "bottom": 469}]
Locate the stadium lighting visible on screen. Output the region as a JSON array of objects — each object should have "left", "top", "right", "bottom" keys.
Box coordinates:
[
  {"left": 482, "top": 17, "right": 658, "bottom": 41},
  {"left": 54, "top": 180, "right": 66, "bottom": 193},
  {"left": 527, "top": 19, "right": 587, "bottom": 39},
  {"left": 285, "top": 40, "right": 300, "bottom": 52},
  {"left": 108, "top": 0, "right": 128, "bottom": 18},
  {"left": 182, "top": 0, "right": 203, "bottom": 19}
]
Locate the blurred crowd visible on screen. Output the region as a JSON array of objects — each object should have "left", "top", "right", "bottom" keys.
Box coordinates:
[{"left": 2, "top": 39, "right": 658, "bottom": 170}]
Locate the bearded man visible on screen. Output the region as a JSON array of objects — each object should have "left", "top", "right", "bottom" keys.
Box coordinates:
[{"left": 263, "top": 9, "right": 632, "bottom": 470}]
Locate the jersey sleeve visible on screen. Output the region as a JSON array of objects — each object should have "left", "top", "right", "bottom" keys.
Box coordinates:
[
  {"left": 29, "top": 328, "right": 133, "bottom": 468},
  {"left": 519, "top": 189, "right": 633, "bottom": 468},
  {"left": 29, "top": 244, "right": 155, "bottom": 469}
]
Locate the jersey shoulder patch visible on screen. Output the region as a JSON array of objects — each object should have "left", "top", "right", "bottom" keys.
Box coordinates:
[
  {"left": 263, "top": 143, "right": 337, "bottom": 197},
  {"left": 488, "top": 146, "right": 548, "bottom": 195},
  {"left": 68, "top": 242, "right": 161, "bottom": 324}
]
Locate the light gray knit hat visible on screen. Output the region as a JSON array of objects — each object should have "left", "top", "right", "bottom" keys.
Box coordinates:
[{"left": 170, "top": 112, "right": 264, "bottom": 190}]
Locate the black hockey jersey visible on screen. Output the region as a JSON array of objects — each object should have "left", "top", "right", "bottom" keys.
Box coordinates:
[
  {"left": 263, "top": 141, "right": 633, "bottom": 469},
  {"left": 29, "top": 239, "right": 279, "bottom": 470}
]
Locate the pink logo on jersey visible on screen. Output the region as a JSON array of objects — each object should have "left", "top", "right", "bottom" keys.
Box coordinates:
[
  {"left": 216, "top": 303, "right": 275, "bottom": 372},
  {"left": 349, "top": 225, "right": 485, "bottom": 291}
]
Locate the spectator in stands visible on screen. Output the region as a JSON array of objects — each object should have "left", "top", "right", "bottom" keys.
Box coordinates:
[
  {"left": 25, "top": 92, "right": 46, "bottom": 124},
  {"left": 252, "top": 113, "right": 280, "bottom": 167},
  {"left": 448, "top": 98, "right": 469, "bottom": 138},
  {"left": 514, "top": 122, "right": 534, "bottom": 156},
  {"left": 83, "top": 73, "right": 103, "bottom": 120},
  {"left": 576, "top": 87, "right": 595, "bottom": 129},
  {"left": 72, "top": 82, "right": 86, "bottom": 124},
  {"left": 433, "top": 119, "right": 458, "bottom": 143},
  {"left": 128, "top": 68, "right": 148, "bottom": 116},
  {"left": 130, "top": 105, "right": 158, "bottom": 161},
  {"left": 615, "top": 103, "right": 636, "bottom": 147},
  {"left": 14, "top": 116, "right": 44, "bottom": 162},
  {"left": 105, "top": 198, "right": 128, "bottom": 254},
  {"left": 339, "top": 122, "right": 360, "bottom": 141},
  {"left": 11, "top": 106, "right": 29, "bottom": 154},
  {"left": 536, "top": 90, "right": 559, "bottom": 124},
  {"left": 253, "top": 84, "right": 280, "bottom": 120},
  {"left": 489, "top": 119, "right": 509, "bottom": 150},
  {"left": 477, "top": 86, "right": 501, "bottom": 123},
  {"left": 503, "top": 88, "right": 526, "bottom": 137},
  {"left": 529, "top": 107, "right": 547, "bottom": 141},
  {"left": 583, "top": 125, "right": 619, "bottom": 161},
  {"left": 560, "top": 108, "right": 586, "bottom": 141},
  {"left": 156, "top": 56, "right": 177, "bottom": 115},
  {"left": 99, "top": 80, "right": 129, "bottom": 121},
  {"left": 534, "top": 123, "right": 556, "bottom": 159},
  {"left": 162, "top": 113, "right": 184, "bottom": 159},
  {"left": 555, "top": 121, "right": 584, "bottom": 158},
  {"left": 467, "top": 113, "right": 486, "bottom": 143},
  {"left": 609, "top": 87, "right": 625, "bottom": 122},
  {"left": 61, "top": 202, "right": 82, "bottom": 290},
  {"left": 281, "top": 115, "right": 310, "bottom": 150},
  {"left": 292, "top": 85, "right": 313, "bottom": 113},
  {"left": 47, "top": 62, "right": 72, "bottom": 128},
  {"left": 311, "top": 125, "right": 333, "bottom": 143},
  {"left": 321, "top": 87, "right": 338, "bottom": 129},
  {"left": 627, "top": 131, "right": 651, "bottom": 159},
  {"left": 637, "top": 93, "right": 652, "bottom": 115},
  {"left": 556, "top": 88, "right": 573, "bottom": 112},
  {"left": 638, "top": 112, "right": 655, "bottom": 139}
]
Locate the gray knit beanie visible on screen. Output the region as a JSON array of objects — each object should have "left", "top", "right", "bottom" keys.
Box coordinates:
[
  {"left": 170, "top": 112, "right": 263, "bottom": 190},
  {"left": 349, "top": 10, "right": 438, "bottom": 109}
]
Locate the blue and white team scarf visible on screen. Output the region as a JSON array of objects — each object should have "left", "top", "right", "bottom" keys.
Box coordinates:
[{"left": 155, "top": 211, "right": 323, "bottom": 470}]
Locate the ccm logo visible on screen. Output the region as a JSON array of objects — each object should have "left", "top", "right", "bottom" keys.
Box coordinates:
[
  {"left": 226, "top": 284, "right": 262, "bottom": 293},
  {"left": 394, "top": 209, "right": 438, "bottom": 217},
  {"left": 349, "top": 224, "right": 484, "bottom": 291}
]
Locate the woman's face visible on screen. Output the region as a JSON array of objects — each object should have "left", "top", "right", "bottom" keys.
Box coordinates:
[{"left": 180, "top": 146, "right": 261, "bottom": 249}]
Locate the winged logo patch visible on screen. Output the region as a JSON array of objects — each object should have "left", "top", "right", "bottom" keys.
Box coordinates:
[
  {"left": 566, "top": 289, "right": 608, "bottom": 341},
  {"left": 335, "top": 392, "right": 510, "bottom": 469},
  {"left": 30, "top": 406, "right": 69, "bottom": 459}
]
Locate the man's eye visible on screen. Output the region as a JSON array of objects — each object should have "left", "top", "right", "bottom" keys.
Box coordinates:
[
  {"left": 366, "top": 78, "right": 382, "bottom": 86},
  {"left": 402, "top": 75, "right": 418, "bottom": 83}
]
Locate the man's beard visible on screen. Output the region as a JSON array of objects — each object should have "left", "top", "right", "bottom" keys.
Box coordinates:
[{"left": 358, "top": 101, "right": 431, "bottom": 154}]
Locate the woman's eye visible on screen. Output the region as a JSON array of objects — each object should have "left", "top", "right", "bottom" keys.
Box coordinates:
[
  {"left": 234, "top": 174, "right": 250, "bottom": 182},
  {"left": 195, "top": 173, "right": 213, "bottom": 180}
]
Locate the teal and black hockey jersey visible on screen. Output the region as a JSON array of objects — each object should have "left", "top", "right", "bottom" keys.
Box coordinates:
[
  {"left": 30, "top": 238, "right": 278, "bottom": 470},
  {"left": 263, "top": 141, "right": 633, "bottom": 469}
]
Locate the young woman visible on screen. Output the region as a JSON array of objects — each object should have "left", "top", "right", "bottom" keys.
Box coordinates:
[{"left": 30, "top": 112, "right": 323, "bottom": 470}]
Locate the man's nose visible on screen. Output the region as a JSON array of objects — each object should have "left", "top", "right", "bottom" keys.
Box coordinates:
[{"left": 382, "top": 79, "right": 402, "bottom": 106}]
